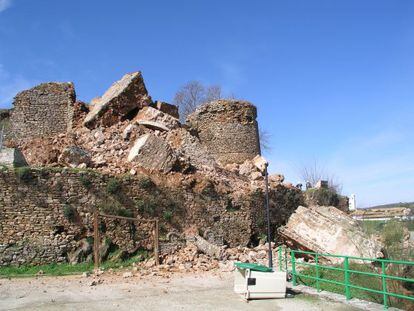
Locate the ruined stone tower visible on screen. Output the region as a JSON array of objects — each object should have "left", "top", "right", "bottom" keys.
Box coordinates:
[
  {"left": 187, "top": 100, "right": 261, "bottom": 165},
  {"left": 9, "top": 82, "right": 75, "bottom": 141}
]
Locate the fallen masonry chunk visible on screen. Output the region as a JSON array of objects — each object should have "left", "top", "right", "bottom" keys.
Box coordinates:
[
  {"left": 191, "top": 235, "right": 224, "bottom": 259},
  {"left": 122, "top": 124, "right": 138, "bottom": 140},
  {"left": 83, "top": 72, "right": 152, "bottom": 129},
  {"left": 58, "top": 146, "right": 91, "bottom": 168},
  {"left": 165, "top": 128, "right": 217, "bottom": 170},
  {"left": 134, "top": 106, "right": 180, "bottom": 131},
  {"left": 278, "top": 205, "right": 384, "bottom": 264},
  {"left": 269, "top": 173, "right": 284, "bottom": 184},
  {"left": 252, "top": 155, "right": 267, "bottom": 172},
  {"left": 154, "top": 101, "right": 179, "bottom": 119},
  {"left": 127, "top": 133, "right": 178, "bottom": 173}
]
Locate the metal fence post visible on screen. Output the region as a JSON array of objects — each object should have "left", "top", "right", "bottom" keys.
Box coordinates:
[
  {"left": 278, "top": 247, "right": 282, "bottom": 271},
  {"left": 154, "top": 219, "right": 160, "bottom": 266},
  {"left": 291, "top": 250, "right": 297, "bottom": 286},
  {"left": 344, "top": 257, "right": 351, "bottom": 300},
  {"left": 315, "top": 254, "right": 320, "bottom": 292},
  {"left": 381, "top": 261, "right": 388, "bottom": 309},
  {"left": 93, "top": 210, "right": 100, "bottom": 269}
]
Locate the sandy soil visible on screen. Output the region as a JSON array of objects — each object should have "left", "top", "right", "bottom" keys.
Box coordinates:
[{"left": 0, "top": 271, "right": 360, "bottom": 311}]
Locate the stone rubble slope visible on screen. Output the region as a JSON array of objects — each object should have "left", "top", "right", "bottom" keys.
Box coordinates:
[{"left": 2, "top": 70, "right": 378, "bottom": 269}]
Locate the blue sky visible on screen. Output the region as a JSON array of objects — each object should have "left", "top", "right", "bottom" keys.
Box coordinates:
[{"left": 0, "top": 0, "right": 413, "bottom": 206}]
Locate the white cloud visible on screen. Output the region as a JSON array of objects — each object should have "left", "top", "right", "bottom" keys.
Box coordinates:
[
  {"left": 0, "top": 0, "right": 12, "bottom": 13},
  {"left": 0, "top": 64, "right": 34, "bottom": 108}
]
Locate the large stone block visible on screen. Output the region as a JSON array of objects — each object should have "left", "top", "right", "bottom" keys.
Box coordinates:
[
  {"left": 134, "top": 106, "right": 180, "bottom": 131},
  {"left": 58, "top": 146, "right": 91, "bottom": 168},
  {"left": 84, "top": 72, "right": 152, "bottom": 129},
  {"left": 278, "top": 205, "right": 384, "bottom": 264},
  {"left": 154, "top": 101, "right": 179, "bottom": 119},
  {"left": 127, "top": 133, "right": 177, "bottom": 173},
  {"left": 9, "top": 82, "right": 75, "bottom": 141}
]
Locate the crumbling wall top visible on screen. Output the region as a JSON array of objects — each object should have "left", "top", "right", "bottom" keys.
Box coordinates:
[
  {"left": 187, "top": 100, "right": 261, "bottom": 165},
  {"left": 9, "top": 82, "right": 75, "bottom": 141}
]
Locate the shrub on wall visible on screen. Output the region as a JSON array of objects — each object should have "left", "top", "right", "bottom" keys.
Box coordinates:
[
  {"left": 79, "top": 174, "right": 92, "bottom": 189},
  {"left": 63, "top": 205, "right": 76, "bottom": 222},
  {"left": 98, "top": 202, "right": 133, "bottom": 218},
  {"left": 106, "top": 178, "right": 121, "bottom": 194},
  {"left": 135, "top": 198, "right": 157, "bottom": 216},
  {"left": 163, "top": 210, "right": 173, "bottom": 222},
  {"left": 14, "top": 167, "right": 33, "bottom": 183},
  {"left": 137, "top": 175, "right": 155, "bottom": 190}
]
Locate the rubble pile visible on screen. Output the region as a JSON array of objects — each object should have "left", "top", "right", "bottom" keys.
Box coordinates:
[
  {"left": 136, "top": 240, "right": 281, "bottom": 276},
  {"left": 4, "top": 70, "right": 291, "bottom": 188},
  {"left": 2, "top": 69, "right": 382, "bottom": 270}
]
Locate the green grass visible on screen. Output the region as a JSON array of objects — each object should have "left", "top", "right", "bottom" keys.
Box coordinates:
[
  {"left": 296, "top": 262, "right": 412, "bottom": 308},
  {"left": 360, "top": 219, "right": 414, "bottom": 237},
  {"left": 0, "top": 250, "right": 149, "bottom": 278},
  {"left": 0, "top": 262, "right": 94, "bottom": 278}
]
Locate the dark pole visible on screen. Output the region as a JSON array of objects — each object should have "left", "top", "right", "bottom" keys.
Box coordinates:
[{"left": 264, "top": 163, "right": 273, "bottom": 268}]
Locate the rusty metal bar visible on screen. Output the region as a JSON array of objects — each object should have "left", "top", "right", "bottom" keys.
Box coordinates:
[
  {"left": 93, "top": 210, "right": 100, "bottom": 269},
  {"left": 98, "top": 213, "right": 137, "bottom": 221},
  {"left": 154, "top": 219, "right": 159, "bottom": 265}
]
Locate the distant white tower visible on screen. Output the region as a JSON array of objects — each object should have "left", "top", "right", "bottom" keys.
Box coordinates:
[{"left": 349, "top": 194, "right": 356, "bottom": 211}]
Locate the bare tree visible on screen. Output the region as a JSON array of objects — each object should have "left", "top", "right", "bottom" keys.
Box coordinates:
[
  {"left": 204, "top": 85, "right": 222, "bottom": 103},
  {"left": 173, "top": 81, "right": 222, "bottom": 122},
  {"left": 300, "top": 161, "right": 342, "bottom": 193},
  {"left": 259, "top": 127, "right": 272, "bottom": 154}
]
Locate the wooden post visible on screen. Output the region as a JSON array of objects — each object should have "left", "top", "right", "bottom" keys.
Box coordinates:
[
  {"left": 154, "top": 219, "right": 159, "bottom": 265},
  {"left": 93, "top": 210, "right": 100, "bottom": 269}
]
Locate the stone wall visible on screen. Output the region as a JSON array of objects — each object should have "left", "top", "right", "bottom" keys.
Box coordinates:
[
  {"left": 187, "top": 100, "right": 261, "bottom": 165},
  {"left": 0, "top": 168, "right": 251, "bottom": 265},
  {"left": 8, "top": 82, "right": 75, "bottom": 142},
  {"left": 0, "top": 168, "right": 303, "bottom": 266}
]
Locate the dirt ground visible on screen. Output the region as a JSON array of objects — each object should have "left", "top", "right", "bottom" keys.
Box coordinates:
[{"left": 0, "top": 271, "right": 360, "bottom": 311}]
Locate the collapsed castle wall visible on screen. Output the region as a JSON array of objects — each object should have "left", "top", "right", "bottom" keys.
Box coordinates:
[
  {"left": 0, "top": 168, "right": 253, "bottom": 265},
  {"left": 0, "top": 167, "right": 302, "bottom": 266},
  {"left": 8, "top": 82, "right": 75, "bottom": 142},
  {"left": 187, "top": 100, "right": 261, "bottom": 165}
]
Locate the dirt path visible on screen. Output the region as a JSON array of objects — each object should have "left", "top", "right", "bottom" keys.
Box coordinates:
[{"left": 0, "top": 271, "right": 360, "bottom": 311}]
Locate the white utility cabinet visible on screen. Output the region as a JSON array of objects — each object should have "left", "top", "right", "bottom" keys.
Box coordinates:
[{"left": 234, "top": 266, "right": 287, "bottom": 300}]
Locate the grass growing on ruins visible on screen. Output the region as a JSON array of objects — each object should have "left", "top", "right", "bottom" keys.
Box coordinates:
[
  {"left": 0, "top": 262, "right": 94, "bottom": 278},
  {"left": 14, "top": 167, "right": 34, "bottom": 182},
  {"left": 0, "top": 250, "right": 150, "bottom": 278},
  {"left": 79, "top": 174, "right": 93, "bottom": 189},
  {"left": 163, "top": 210, "right": 173, "bottom": 222},
  {"left": 98, "top": 202, "right": 134, "bottom": 218},
  {"left": 137, "top": 175, "right": 155, "bottom": 189},
  {"left": 106, "top": 178, "right": 121, "bottom": 194},
  {"left": 63, "top": 204, "right": 77, "bottom": 222}
]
